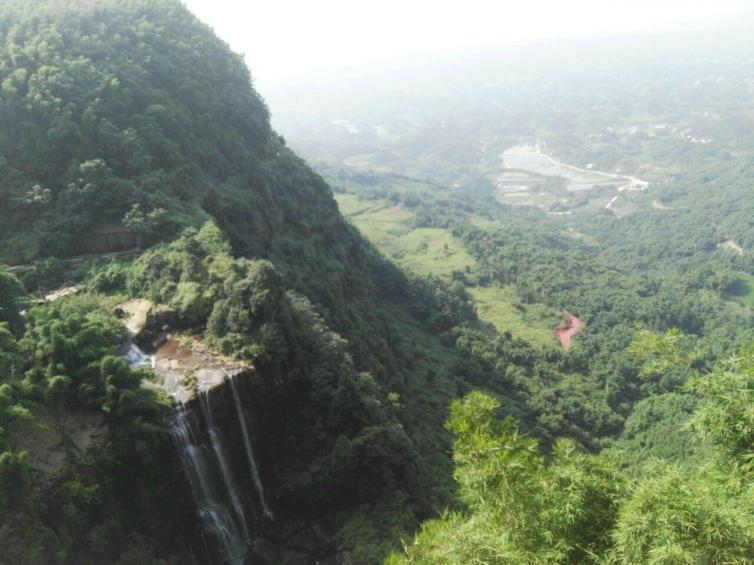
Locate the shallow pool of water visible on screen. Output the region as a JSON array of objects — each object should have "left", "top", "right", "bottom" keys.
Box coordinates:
[{"left": 503, "top": 144, "right": 647, "bottom": 192}]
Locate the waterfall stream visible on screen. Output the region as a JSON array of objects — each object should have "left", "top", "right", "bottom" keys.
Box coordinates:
[
  {"left": 228, "top": 374, "right": 274, "bottom": 520},
  {"left": 125, "top": 342, "right": 155, "bottom": 369},
  {"left": 198, "top": 391, "right": 250, "bottom": 535},
  {"left": 123, "top": 339, "right": 273, "bottom": 563},
  {"left": 171, "top": 404, "right": 248, "bottom": 565}
]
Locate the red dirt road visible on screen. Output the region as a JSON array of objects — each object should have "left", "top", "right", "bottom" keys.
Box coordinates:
[{"left": 554, "top": 311, "right": 584, "bottom": 351}]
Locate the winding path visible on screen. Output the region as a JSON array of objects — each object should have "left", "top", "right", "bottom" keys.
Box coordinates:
[
  {"left": 3, "top": 248, "right": 139, "bottom": 273},
  {"left": 537, "top": 152, "right": 649, "bottom": 191}
]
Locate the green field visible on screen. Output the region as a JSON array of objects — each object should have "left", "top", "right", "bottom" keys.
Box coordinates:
[
  {"left": 469, "top": 286, "right": 560, "bottom": 347},
  {"left": 726, "top": 273, "right": 754, "bottom": 306},
  {"left": 337, "top": 195, "right": 475, "bottom": 277},
  {"left": 336, "top": 193, "right": 559, "bottom": 346}
]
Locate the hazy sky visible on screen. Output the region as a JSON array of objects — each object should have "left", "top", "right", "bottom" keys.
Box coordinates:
[{"left": 182, "top": 0, "right": 750, "bottom": 83}]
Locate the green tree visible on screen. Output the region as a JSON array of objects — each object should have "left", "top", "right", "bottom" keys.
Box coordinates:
[
  {"left": 390, "top": 391, "right": 622, "bottom": 564},
  {"left": 0, "top": 268, "right": 24, "bottom": 332},
  {"left": 609, "top": 465, "right": 754, "bottom": 564}
]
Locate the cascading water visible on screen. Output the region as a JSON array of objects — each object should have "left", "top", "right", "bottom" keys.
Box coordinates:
[
  {"left": 171, "top": 404, "right": 248, "bottom": 565},
  {"left": 197, "top": 391, "right": 250, "bottom": 534},
  {"left": 125, "top": 342, "right": 155, "bottom": 369},
  {"left": 228, "top": 374, "right": 274, "bottom": 520},
  {"left": 120, "top": 324, "right": 272, "bottom": 562}
]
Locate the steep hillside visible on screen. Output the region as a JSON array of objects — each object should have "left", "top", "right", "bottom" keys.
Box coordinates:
[
  {"left": 0, "top": 1, "right": 458, "bottom": 562},
  {"left": 0, "top": 2, "right": 686, "bottom": 564},
  {"left": 0, "top": 0, "right": 270, "bottom": 261},
  {"left": 0, "top": 2, "right": 524, "bottom": 563},
  {"left": 0, "top": 0, "right": 424, "bottom": 374}
]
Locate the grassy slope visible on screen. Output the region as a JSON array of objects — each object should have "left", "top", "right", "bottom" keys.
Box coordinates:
[
  {"left": 336, "top": 194, "right": 560, "bottom": 348},
  {"left": 468, "top": 286, "right": 560, "bottom": 346},
  {"left": 727, "top": 273, "right": 754, "bottom": 307}
]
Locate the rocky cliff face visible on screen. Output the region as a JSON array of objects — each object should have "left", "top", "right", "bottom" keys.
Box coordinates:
[
  {"left": 119, "top": 298, "right": 350, "bottom": 563},
  {"left": 173, "top": 373, "right": 352, "bottom": 565}
]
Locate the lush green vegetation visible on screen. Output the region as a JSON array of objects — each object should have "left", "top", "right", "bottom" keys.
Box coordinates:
[
  {"left": 1, "top": 1, "right": 607, "bottom": 561},
  {"left": 467, "top": 286, "right": 560, "bottom": 347},
  {"left": 264, "top": 21, "right": 754, "bottom": 562},
  {"left": 0, "top": 0, "right": 467, "bottom": 561},
  {"left": 0, "top": 0, "right": 291, "bottom": 264},
  {"left": 0, "top": 272, "right": 179, "bottom": 563},
  {"left": 118, "top": 223, "right": 423, "bottom": 507},
  {"left": 726, "top": 273, "right": 754, "bottom": 306},
  {"left": 4, "top": 0, "right": 754, "bottom": 563},
  {"left": 389, "top": 337, "right": 754, "bottom": 564},
  {"left": 335, "top": 189, "right": 561, "bottom": 347}
]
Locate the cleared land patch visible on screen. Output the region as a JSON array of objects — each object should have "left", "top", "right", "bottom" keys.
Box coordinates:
[
  {"left": 495, "top": 144, "right": 649, "bottom": 214},
  {"left": 554, "top": 311, "right": 585, "bottom": 351},
  {"left": 652, "top": 200, "right": 674, "bottom": 210},
  {"left": 720, "top": 239, "right": 744, "bottom": 256},
  {"left": 469, "top": 286, "right": 560, "bottom": 347},
  {"left": 338, "top": 195, "right": 472, "bottom": 276},
  {"left": 726, "top": 274, "right": 754, "bottom": 306}
]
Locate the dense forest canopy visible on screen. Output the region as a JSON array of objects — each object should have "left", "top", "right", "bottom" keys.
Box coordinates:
[
  {"left": 0, "top": 0, "right": 272, "bottom": 262},
  {"left": 2, "top": 0, "right": 754, "bottom": 564}
]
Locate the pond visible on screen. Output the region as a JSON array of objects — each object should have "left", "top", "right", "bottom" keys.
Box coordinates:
[{"left": 502, "top": 144, "right": 648, "bottom": 192}]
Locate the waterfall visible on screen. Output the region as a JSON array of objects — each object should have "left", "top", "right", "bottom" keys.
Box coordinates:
[
  {"left": 171, "top": 404, "right": 248, "bottom": 565},
  {"left": 197, "top": 390, "right": 250, "bottom": 535},
  {"left": 125, "top": 342, "right": 155, "bottom": 369},
  {"left": 228, "top": 374, "right": 274, "bottom": 520},
  {"left": 124, "top": 331, "right": 270, "bottom": 561}
]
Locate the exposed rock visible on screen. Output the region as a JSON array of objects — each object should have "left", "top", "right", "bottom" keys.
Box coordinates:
[
  {"left": 151, "top": 334, "right": 252, "bottom": 403},
  {"left": 281, "top": 549, "right": 310, "bottom": 565},
  {"left": 117, "top": 298, "right": 153, "bottom": 337},
  {"left": 41, "top": 285, "right": 81, "bottom": 303},
  {"left": 251, "top": 538, "right": 280, "bottom": 564},
  {"left": 116, "top": 300, "right": 190, "bottom": 343}
]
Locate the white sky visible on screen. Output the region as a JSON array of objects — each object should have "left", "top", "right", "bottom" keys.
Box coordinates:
[{"left": 182, "top": 0, "right": 751, "bottom": 83}]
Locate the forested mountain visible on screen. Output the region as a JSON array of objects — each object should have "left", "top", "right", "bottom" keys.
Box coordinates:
[
  {"left": 0, "top": 1, "right": 621, "bottom": 563},
  {"left": 2, "top": 1, "right": 754, "bottom": 564},
  {"left": 265, "top": 16, "right": 754, "bottom": 565},
  {"left": 0, "top": 1, "right": 463, "bottom": 562}
]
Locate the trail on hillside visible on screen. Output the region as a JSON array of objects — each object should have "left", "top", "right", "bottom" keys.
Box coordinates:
[{"left": 4, "top": 248, "right": 138, "bottom": 273}]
